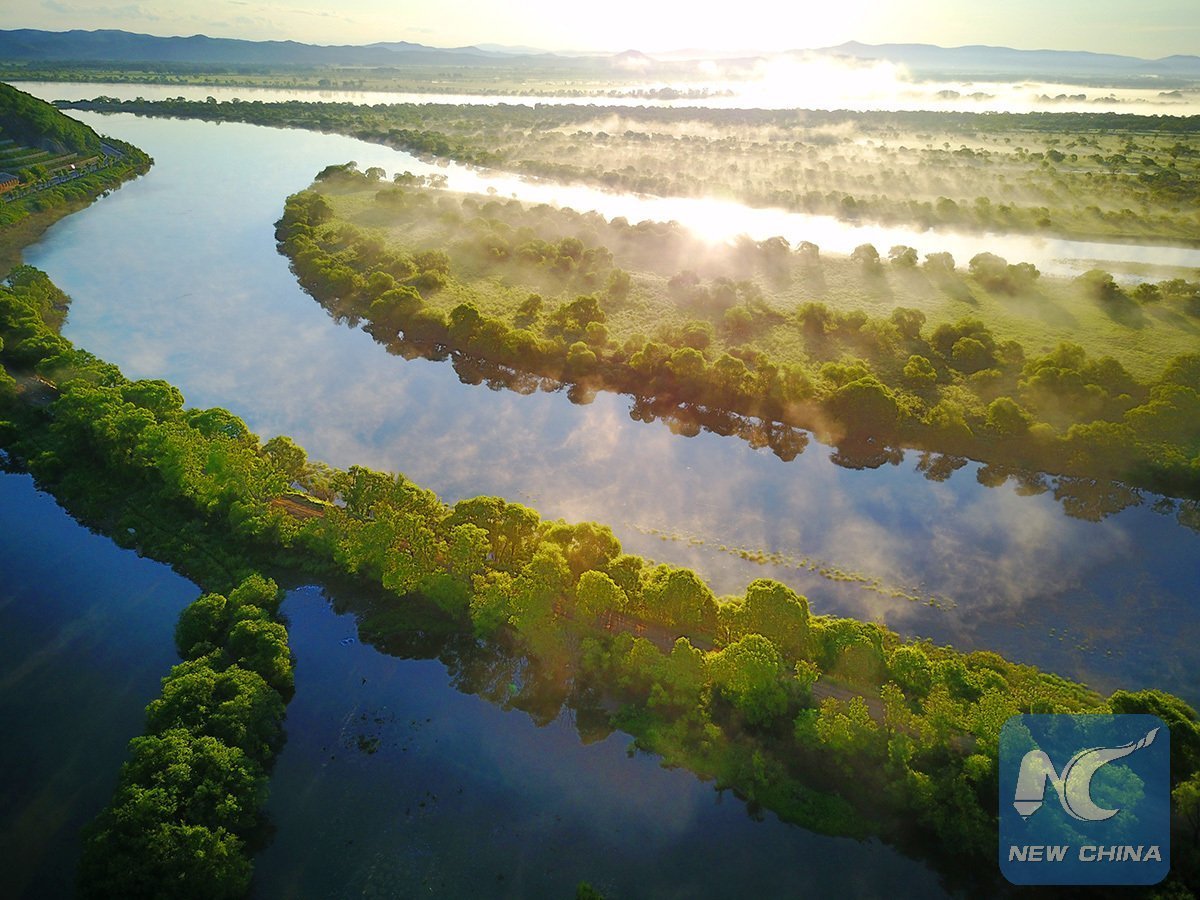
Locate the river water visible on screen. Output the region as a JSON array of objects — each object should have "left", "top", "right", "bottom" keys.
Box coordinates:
[
  {"left": 3, "top": 106, "right": 1199, "bottom": 895},
  {"left": 0, "top": 470, "right": 950, "bottom": 899},
  {"left": 12, "top": 75, "right": 1200, "bottom": 115},
  {"left": 0, "top": 472, "right": 196, "bottom": 897}
]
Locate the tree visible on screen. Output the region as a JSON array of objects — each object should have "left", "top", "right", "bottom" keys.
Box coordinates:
[
  {"left": 447, "top": 496, "right": 540, "bottom": 570},
  {"left": 640, "top": 565, "right": 718, "bottom": 635},
  {"left": 923, "top": 251, "right": 955, "bottom": 274},
  {"left": 903, "top": 354, "right": 937, "bottom": 386},
  {"left": 796, "top": 241, "right": 820, "bottom": 265},
  {"left": 1110, "top": 689, "right": 1200, "bottom": 782},
  {"left": 815, "top": 696, "right": 881, "bottom": 762},
  {"left": 650, "top": 638, "right": 708, "bottom": 713},
  {"left": 1174, "top": 774, "right": 1200, "bottom": 847},
  {"left": 950, "top": 336, "right": 994, "bottom": 374},
  {"left": 890, "top": 307, "right": 926, "bottom": 341},
  {"left": 145, "top": 660, "right": 285, "bottom": 762},
  {"left": 1076, "top": 269, "right": 1125, "bottom": 303},
  {"left": 575, "top": 569, "right": 627, "bottom": 623},
  {"left": 888, "top": 645, "right": 933, "bottom": 697},
  {"left": 261, "top": 435, "right": 307, "bottom": 483},
  {"left": 175, "top": 593, "right": 230, "bottom": 659},
  {"left": 985, "top": 397, "right": 1031, "bottom": 437},
  {"left": 735, "top": 578, "right": 812, "bottom": 660},
  {"left": 968, "top": 252, "right": 1010, "bottom": 290},
  {"left": 227, "top": 617, "right": 294, "bottom": 695},
  {"left": 544, "top": 520, "right": 622, "bottom": 578},
  {"left": 446, "top": 522, "right": 489, "bottom": 583},
  {"left": 711, "top": 634, "right": 789, "bottom": 726},
  {"left": 827, "top": 377, "right": 899, "bottom": 437},
  {"left": 78, "top": 728, "right": 262, "bottom": 900},
  {"left": 851, "top": 243, "right": 882, "bottom": 272},
  {"left": 821, "top": 620, "right": 887, "bottom": 686}
]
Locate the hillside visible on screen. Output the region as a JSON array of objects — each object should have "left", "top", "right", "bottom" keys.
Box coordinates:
[
  {"left": 0, "top": 28, "right": 549, "bottom": 68},
  {"left": 820, "top": 40, "right": 1200, "bottom": 78},
  {"left": 1, "top": 28, "right": 1199, "bottom": 82},
  {"left": 0, "top": 81, "right": 150, "bottom": 264},
  {"left": 0, "top": 80, "right": 101, "bottom": 155}
]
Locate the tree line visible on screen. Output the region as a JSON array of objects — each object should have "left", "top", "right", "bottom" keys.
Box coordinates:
[
  {"left": 77, "top": 575, "right": 293, "bottom": 899},
  {"left": 4, "top": 264, "right": 1200, "bottom": 895},
  {"left": 278, "top": 175, "right": 1200, "bottom": 502},
  {"left": 58, "top": 95, "right": 1200, "bottom": 244}
]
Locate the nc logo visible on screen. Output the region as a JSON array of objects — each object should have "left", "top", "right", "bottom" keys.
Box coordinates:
[{"left": 1013, "top": 727, "right": 1159, "bottom": 822}]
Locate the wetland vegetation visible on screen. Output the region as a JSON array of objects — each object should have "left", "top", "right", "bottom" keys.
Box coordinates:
[
  {"left": 4, "top": 23, "right": 1200, "bottom": 897},
  {"left": 277, "top": 167, "right": 1200, "bottom": 501},
  {"left": 63, "top": 95, "right": 1200, "bottom": 244},
  {"left": 4, "top": 262, "right": 1200, "bottom": 896}
]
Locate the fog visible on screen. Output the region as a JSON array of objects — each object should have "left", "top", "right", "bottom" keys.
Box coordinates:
[{"left": 15, "top": 67, "right": 1200, "bottom": 114}]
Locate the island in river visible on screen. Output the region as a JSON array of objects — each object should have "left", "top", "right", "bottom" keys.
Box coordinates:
[{"left": 3, "top": 80, "right": 1200, "bottom": 898}]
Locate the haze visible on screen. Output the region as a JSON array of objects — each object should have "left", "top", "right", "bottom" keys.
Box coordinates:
[{"left": 18, "top": 0, "right": 1200, "bottom": 58}]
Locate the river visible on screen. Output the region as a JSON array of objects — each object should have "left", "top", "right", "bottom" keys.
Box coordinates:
[
  {"left": 3, "top": 107, "right": 1199, "bottom": 896},
  {"left": 0, "top": 468, "right": 952, "bottom": 898},
  {"left": 0, "top": 472, "right": 195, "bottom": 897},
  {"left": 12, "top": 75, "right": 1200, "bottom": 115}
]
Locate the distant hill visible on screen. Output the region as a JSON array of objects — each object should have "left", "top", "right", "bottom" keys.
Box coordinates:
[
  {"left": 2, "top": 29, "right": 1198, "bottom": 81},
  {"left": 0, "top": 29, "right": 516, "bottom": 67},
  {"left": 814, "top": 41, "right": 1200, "bottom": 78},
  {"left": 367, "top": 40, "right": 499, "bottom": 57},
  {"left": 0, "top": 82, "right": 102, "bottom": 156}
]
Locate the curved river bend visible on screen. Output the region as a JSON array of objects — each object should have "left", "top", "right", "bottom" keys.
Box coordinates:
[{"left": 3, "top": 108, "right": 1199, "bottom": 896}]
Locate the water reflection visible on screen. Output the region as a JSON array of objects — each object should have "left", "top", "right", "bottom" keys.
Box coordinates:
[
  {"left": 0, "top": 473, "right": 197, "bottom": 899},
  {"left": 253, "top": 586, "right": 954, "bottom": 899},
  {"left": 14, "top": 87, "right": 1200, "bottom": 278},
  {"left": 20, "top": 113, "right": 1200, "bottom": 706}
]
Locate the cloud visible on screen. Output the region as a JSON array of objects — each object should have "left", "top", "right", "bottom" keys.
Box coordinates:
[{"left": 39, "top": 1, "right": 162, "bottom": 21}]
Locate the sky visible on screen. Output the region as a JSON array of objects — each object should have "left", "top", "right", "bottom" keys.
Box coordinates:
[{"left": 10, "top": 0, "right": 1200, "bottom": 58}]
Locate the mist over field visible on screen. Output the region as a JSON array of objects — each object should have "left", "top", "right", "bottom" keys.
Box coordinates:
[{"left": 2, "top": 7, "right": 1199, "bottom": 900}]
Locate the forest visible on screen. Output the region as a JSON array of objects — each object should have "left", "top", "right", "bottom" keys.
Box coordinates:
[
  {"left": 62, "top": 95, "right": 1200, "bottom": 243},
  {"left": 275, "top": 167, "right": 1200, "bottom": 503},
  {"left": 1, "top": 68, "right": 1198, "bottom": 898},
  {"left": 3, "top": 257, "right": 1200, "bottom": 896}
]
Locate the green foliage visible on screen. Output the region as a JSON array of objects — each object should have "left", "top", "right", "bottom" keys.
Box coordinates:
[
  {"left": 272, "top": 182, "right": 1200, "bottom": 497},
  {"left": 0, "top": 83, "right": 102, "bottom": 155},
  {"left": 5, "top": 266, "right": 1199, "bottom": 887},
  {"left": 1110, "top": 689, "right": 1200, "bottom": 783},
  {"left": 78, "top": 729, "right": 256, "bottom": 900},
  {"left": 78, "top": 575, "right": 292, "bottom": 897},
  {"left": 730, "top": 578, "right": 812, "bottom": 660},
  {"left": 639, "top": 564, "right": 718, "bottom": 635},
  {"left": 711, "top": 634, "right": 789, "bottom": 726},
  {"left": 888, "top": 644, "right": 933, "bottom": 697}
]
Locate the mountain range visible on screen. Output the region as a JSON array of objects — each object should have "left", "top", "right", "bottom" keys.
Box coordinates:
[{"left": 1, "top": 29, "right": 1198, "bottom": 79}]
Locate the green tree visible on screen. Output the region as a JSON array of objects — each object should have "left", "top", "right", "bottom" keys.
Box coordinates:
[
  {"left": 735, "top": 578, "right": 812, "bottom": 660},
  {"left": 711, "top": 634, "right": 789, "bottom": 726},
  {"left": 575, "top": 569, "right": 627, "bottom": 623},
  {"left": 888, "top": 645, "right": 933, "bottom": 697}
]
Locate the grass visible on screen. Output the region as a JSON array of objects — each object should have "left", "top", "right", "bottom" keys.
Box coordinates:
[{"left": 325, "top": 183, "right": 1197, "bottom": 381}]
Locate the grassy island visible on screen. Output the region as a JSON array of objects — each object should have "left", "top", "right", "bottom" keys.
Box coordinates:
[{"left": 275, "top": 166, "right": 1200, "bottom": 504}]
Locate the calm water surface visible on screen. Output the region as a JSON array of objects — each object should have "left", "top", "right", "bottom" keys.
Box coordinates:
[
  {"left": 13, "top": 77, "right": 1200, "bottom": 115},
  {"left": 3, "top": 107, "right": 1199, "bottom": 896},
  {"left": 0, "top": 472, "right": 196, "bottom": 898},
  {"left": 253, "top": 587, "right": 950, "bottom": 898},
  {"left": 13, "top": 84, "right": 1200, "bottom": 278},
  {"left": 0, "top": 473, "right": 950, "bottom": 897},
  {"left": 21, "top": 112, "right": 1199, "bottom": 702}
]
